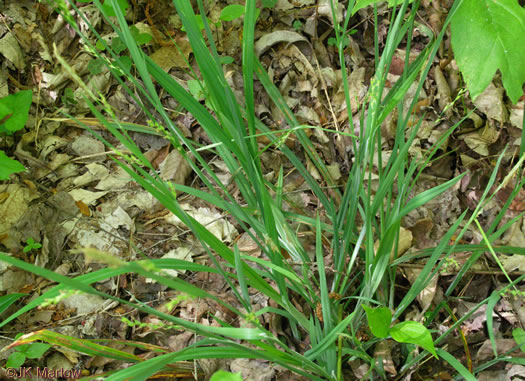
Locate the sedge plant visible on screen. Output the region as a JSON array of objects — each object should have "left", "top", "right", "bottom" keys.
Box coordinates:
[{"left": 1, "top": 0, "right": 524, "bottom": 379}]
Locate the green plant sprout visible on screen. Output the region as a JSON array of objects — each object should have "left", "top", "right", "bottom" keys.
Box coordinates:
[
  {"left": 363, "top": 305, "right": 437, "bottom": 358},
  {"left": 5, "top": 334, "right": 51, "bottom": 369},
  {"left": 23, "top": 238, "right": 42, "bottom": 254}
]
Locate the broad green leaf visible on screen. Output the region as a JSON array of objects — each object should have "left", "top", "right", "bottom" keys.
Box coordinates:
[
  {"left": 220, "top": 4, "right": 245, "bottom": 21},
  {"left": 210, "top": 370, "right": 243, "bottom": 381},
  {"left": 0, "top": 90, "right": 32, "bottom": 133},
  {"left": 130, "top": 25, "right": 152, "bottom": 46},
  {"left": 110, "top": 37, "right": 127, "bottom": 54},
  {"left": 219, "top": 56, "right": 235, "bottom": 65},
  {"left": 390, "top": 321, "right": 437, "bottom": 358},
  {"left": 450, "top": 0, "right": 525, "bottom": 103},
  {"left": 187, "top": 79, "right": 205, "bottom": 100},
  {"left": 352, "top": 0, "right": 415, "bottom": 15},
  {"left": 6, "top": 351, "right": 25, "bottom": 368},
  {"left": 513, "top": 328, "right": 525, "bottom": 354},
  {"left": 219, "top": 5, "right": 260, "bottom": 23},
  {"left": 102, "top": 0, "right": 129, "bottom": 17},
  {"left": 180, "top": 15, "right": 211, "bottom": 31},
  {"left": 116, "top": 56, "right": 133, "bottom": 74},
  {"left": 95, "top": 39, "right": 107, "bottom": 51},
  {"left": 363, "top": 305, "right": 391, "bottom": 339},
  {"left": 0, "top": 151, "right": 26, "bottom": 180},
  {"left": 23, "top": 343, "right": 51, "bottom": 359},
  {"left": 261, "top": 0, "right": 277, "bottom": 8}
]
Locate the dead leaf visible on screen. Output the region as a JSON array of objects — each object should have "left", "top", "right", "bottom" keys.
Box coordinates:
[
  {"left": 159, "top": 149, "right": 192, "bottom": 185},
  {"left": 150, "top": 40, "right": 192, "bottom": 71},
  {"left": 473, "top": 82, "right": 507, "bottom": 123},
  {"left": 0, "top": 32, "right": 24, "bottom": 70},
  {"left": 255, "top": 30, "right": 309, "bottom": 57}
]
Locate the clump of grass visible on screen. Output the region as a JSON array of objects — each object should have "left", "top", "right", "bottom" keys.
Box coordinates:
[{"left": 1, "top": 0, "right": 524, "bottom": 379}]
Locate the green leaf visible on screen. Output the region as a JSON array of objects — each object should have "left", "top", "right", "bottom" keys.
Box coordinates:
[
  {"left": 130, "top": 28, "right": 152, "bottom": 46},
  {"left": 363, "top": 305, "right": 391, "bottom": 338},
  {"left": 513, "top": 328, "right": 525, "bottom": 354},
  {"left": 352, "top": 0, "right": 415, "bottom": 15},
  {"left": 0, "top": 151, "right": 26, "bottom": 180},
  {"left": 210, "top": 370, "right": 243, "bottom": 381},
  {"left": 61, "top": 87, "right": 77, "bottom": 105},
  {"left": 6, "top": 351, "right": 26, "bottom": 368},
  {"left": 187, "top": 79, "right": 205, "bottom": 100},
  {"left": 24, "top": 343, "right": 51, "bottom": 359},
  {"left": 0, "top": 90, "right": 32, "bottom": 133},
  {"left": 136, "top": 33, "right": 152, "bottom": 46},
  {"left": 220, "top": 4, "right": 245, "bottom": 22},
  {"left": 102, "top": 0, "right": 129, "bottom": 17},
  {"left": 116, "top": 55, "right": 133, "bottom": 74},
  {"left": 261, "top": 0, "right": 277, "bottom": 8},
  {"left": 88, "top": 58, "right": 105, "bottom": 75},
  {"left": 110, "top": 36, "right": 127, "bottom": 54},
  {"left": 95, "top": 39, "right": 107, "bottom": 51},
  {"left": 219, "top": 56, "right": 235, "bottom": 65},
  {"left": 181, "top": 15, "right": 210, "bottom": 31},
  {"left": 389, "top": 321, "right": 437, "bottom": 358},
  {"left": 450, "top": 0, "right": 525, "bottom": 104},
  {"left": 25, "top": 239, "right": 41, "bottom": 251}
]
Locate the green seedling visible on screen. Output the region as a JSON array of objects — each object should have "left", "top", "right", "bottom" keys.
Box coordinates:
[
  {"left": 363, "top": 305, "right": 438, "bottom": 358},
  {"left": 23, "top": 238, "right": 42, "bottom": 253},
  {"left": 61, "top": 87, "right": 77, "bottom": 106},
  {"left": 327, "top": 35, "right": 351, "bottom": 48},
  {"left": 0, "top": 90, "right": 31, "bottom": 180},
  {"left": 293, "top": 19, "right": 303, "bottom": 31},
  {"left": 6, "top": 334, "right": 51, "bottom": 368}
]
